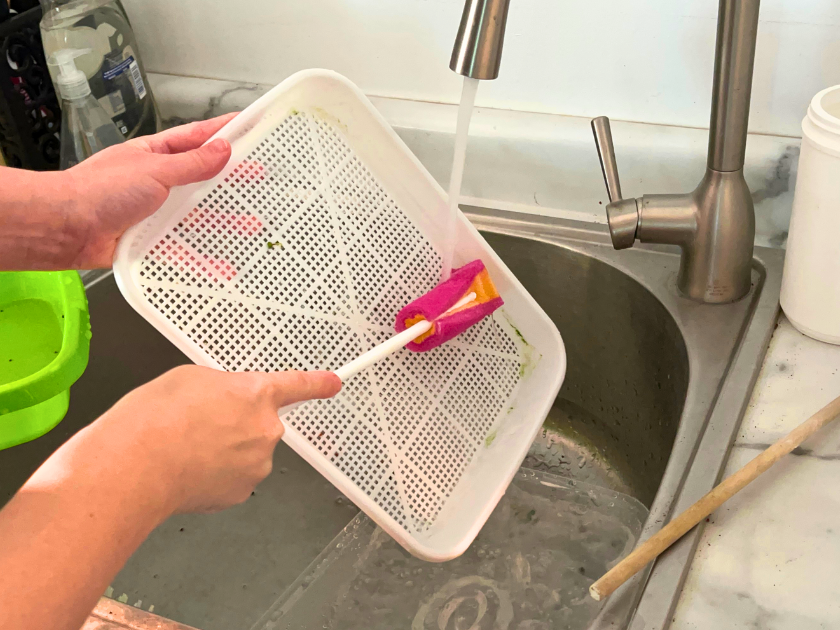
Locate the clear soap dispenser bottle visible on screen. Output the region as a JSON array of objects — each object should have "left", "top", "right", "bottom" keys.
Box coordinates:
[
  {"left": 40, "top": 0, "right": 160, "bottom": 139},
  {"left": 48, "top": 48, "right": 124, "bottom": 169}
]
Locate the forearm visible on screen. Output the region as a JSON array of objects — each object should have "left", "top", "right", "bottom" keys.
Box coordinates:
[
  {"left": 0, "top": 166, "right": 86, "bottom": 271},
  {"left": 0, "top": 418, "right": 172, "bottom": 630}
]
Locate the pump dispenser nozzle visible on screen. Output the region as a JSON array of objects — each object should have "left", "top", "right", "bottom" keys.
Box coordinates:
[
  {"left": 48, "top": 49, "right": 93, "bottom": 100},
  {"left": 48, "top": 46, "right": 125, "bottom": 169}
]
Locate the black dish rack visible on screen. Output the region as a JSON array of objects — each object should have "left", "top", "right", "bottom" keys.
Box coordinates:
[{"left": 0, "top": 6, "right": 61, "bottom": 170}]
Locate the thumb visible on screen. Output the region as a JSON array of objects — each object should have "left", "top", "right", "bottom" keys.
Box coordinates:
[
  {"left": 263, "top": 371, "right": 342, "bottom": 410},
  {"left": 154, "top": 138, "right": 232, "bottom": 188}
]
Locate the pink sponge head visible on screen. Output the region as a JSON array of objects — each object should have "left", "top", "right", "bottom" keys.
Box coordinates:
[{"left": 395, "top": 259, "right": 504, "bottom": 352}]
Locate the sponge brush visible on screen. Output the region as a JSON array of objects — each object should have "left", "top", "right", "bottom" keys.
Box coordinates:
[{"left": 395, "top": 260, "right": 504, "bottom": 352}]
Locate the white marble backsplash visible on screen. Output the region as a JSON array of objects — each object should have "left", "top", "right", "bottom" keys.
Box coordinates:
[
  {"left": 149, "top": 72, "right": 799, "bottom": 249},
  {"left": 124, "top": 0, "right": 840, "bottom": 139}
]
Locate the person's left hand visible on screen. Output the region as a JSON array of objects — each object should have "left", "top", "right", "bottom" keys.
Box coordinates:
[{"left": 64, "top": 113, "right": 236, "bottom": 268}]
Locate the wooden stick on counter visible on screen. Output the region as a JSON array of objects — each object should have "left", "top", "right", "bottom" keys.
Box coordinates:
[{"left": 590, "top": 393, "right": 840, "bottom": 602}]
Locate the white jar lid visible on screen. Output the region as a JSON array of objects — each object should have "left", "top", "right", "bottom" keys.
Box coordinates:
[{"left": 808, "top": 85, "right": 840, "bottom": 136}]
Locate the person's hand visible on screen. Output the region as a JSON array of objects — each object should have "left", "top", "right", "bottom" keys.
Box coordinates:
[
  {"left": 76, "top": 366, "right": 341, "bottom": 514},
  {"left": 0, "top": 114, "right": 237, "bottom": 272},
  {"left": 0, "top": 366, "right": 340, "bottom": 630},
  {"left": 64, "top": 113, "right": 237, "bottom": 269}
]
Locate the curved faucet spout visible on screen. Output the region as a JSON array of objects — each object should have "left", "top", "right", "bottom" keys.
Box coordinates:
[{"left": 590, "top": 0, "right": 760, "bottom": 303}]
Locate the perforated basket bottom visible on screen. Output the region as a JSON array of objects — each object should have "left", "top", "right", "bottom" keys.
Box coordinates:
[{"left": 134, "top": 111, "right": 524, "bottom": 534}]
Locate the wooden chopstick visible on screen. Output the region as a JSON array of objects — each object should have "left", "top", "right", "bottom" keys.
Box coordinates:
[{"left": 590, "top": 393, "right": 840, "bottom": 602}]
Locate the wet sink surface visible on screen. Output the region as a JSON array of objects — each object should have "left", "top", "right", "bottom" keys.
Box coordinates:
[
  {"left": 492, "top": 233, "right": 690, "bottom": 506},
  {"left": 0, "top": 212, "right": 783, "bottom": 630}
]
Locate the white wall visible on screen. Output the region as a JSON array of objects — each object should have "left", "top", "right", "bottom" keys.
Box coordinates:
[{"left": 123, "top": 0, "right": 840, "bottom": 137}]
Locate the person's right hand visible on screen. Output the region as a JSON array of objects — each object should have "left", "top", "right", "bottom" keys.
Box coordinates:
[
  {"left": 79, "top": 366, "right": 341, "bottom": 515},
  {"left": 0, "top": 366, "right": 340, "bottom": 630}
]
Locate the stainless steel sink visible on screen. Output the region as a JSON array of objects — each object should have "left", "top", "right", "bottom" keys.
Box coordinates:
[
  {"left": 470, "top": 207, "right": 782, "bottom": 630},
  {"left": 0, "top": 210, "right": 782, "bottom": 630}
]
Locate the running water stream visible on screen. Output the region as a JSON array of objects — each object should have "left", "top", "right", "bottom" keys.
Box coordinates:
[{"left": 440, "top": 76, "right": 480, "bottom": 281}]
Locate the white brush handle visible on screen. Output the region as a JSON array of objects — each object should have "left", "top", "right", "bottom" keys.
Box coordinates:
[
  {"left": 335, "top": 290, "right": 477, "bottom": 382},
  {"left": 276, "top": 292, "right": 477, "bottom": 417},
  {"left": 334, "top": 320, "right": 432, "bottom": 381},
  {"left": 275, "top": 326, "right": 426, "bottom": 417}
]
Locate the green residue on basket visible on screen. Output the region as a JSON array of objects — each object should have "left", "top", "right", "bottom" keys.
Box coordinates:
[
  {"left": 501, "top": 311, "right": 541, "bottom": 379},
  {"left": 509, "top": 321, "right": 528, "bottom": 345},
  {"left": 484, "top": 429, "right": 498, "bottom": 448},
  {"left": 0, "top": 299, "right": 63, "bottom": 383},
  {"left": 289, "top": 108, "right": 300, "bottom": 116},
  {"left": 312, "top": 106, "right": 348, "bottom": 132},
  {"left": 266, "top": 240, "right": 284, "bottom": 250}
]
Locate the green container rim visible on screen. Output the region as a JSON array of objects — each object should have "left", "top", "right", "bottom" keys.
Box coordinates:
[{"left": 0, "top": 271, "right": 91, "bottom": 414}]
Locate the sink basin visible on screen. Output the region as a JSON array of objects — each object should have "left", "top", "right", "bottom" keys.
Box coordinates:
[
  {"left": 0, "top": 210, "right": 782, "bottom": 630},
  {"left": 493, "top": 232, "right": 690, "bottom": 506},
  {"left": 468, "top": 209, "right": 781, "bottom": 630}
]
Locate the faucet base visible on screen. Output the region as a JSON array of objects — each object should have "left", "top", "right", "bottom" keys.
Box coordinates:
[
  {"left": 605, "top": 167, "right": 755, "bottom": 304},
  {"left": 677, "top": 168, "right": 755, "bottom": 304},
  {"left": 590, "top": 0, "right": 761, "bottom": 305}
]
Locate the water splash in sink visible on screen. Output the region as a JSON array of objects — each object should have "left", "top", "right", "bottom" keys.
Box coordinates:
[{"left": 259, "top": 470, "right": 649, "bottom": 630}]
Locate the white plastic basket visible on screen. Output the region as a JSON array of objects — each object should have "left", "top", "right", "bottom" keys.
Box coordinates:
[{"left": 113, "top": 70, "right": 566, "bottom": 561}]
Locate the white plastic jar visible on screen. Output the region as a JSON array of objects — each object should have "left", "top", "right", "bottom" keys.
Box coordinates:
[{"left": 781, "top": 85, "right": 840, "bottom": 344}]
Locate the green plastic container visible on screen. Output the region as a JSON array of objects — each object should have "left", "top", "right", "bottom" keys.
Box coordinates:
[{"left": 0, "top": 271, "right": 90, "bottom": 450}]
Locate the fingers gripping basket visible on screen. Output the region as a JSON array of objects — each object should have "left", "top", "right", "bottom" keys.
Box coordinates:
[{"left": 113, "top": 70, "right": 566, "bottom": 561}]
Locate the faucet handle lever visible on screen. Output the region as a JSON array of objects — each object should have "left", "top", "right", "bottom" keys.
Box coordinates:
[
  {"left": 591, "top": 116, "right": 639, "bottom": 250},
  {"left": 591, "top": 116, "right": 623, "bottom": 203}
]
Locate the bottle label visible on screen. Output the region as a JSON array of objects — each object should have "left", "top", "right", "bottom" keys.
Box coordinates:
[
  {"left": 102, "top": 55, "right": 147, "bottom": 100},
  {"left": 128, "top": 60, "right": 147, "bottom": 100}
]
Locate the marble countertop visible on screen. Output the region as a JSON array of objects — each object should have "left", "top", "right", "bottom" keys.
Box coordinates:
[
  {"left": 672, "top": 316, "right": 840, "bottom": 629},
  {"left": 126, "top": 73, "right": 840, "bottom": 628}
]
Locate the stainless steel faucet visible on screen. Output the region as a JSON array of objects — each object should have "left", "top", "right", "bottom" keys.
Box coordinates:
[
  {"left": 451, "top": 0, "right": 761, "bottom": 303},
  {"left": 450, "top": 0, "right": 511, "bottom": 80},
  {"left": 592, "top": 0, "right": 760, "bottom": 303}
]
